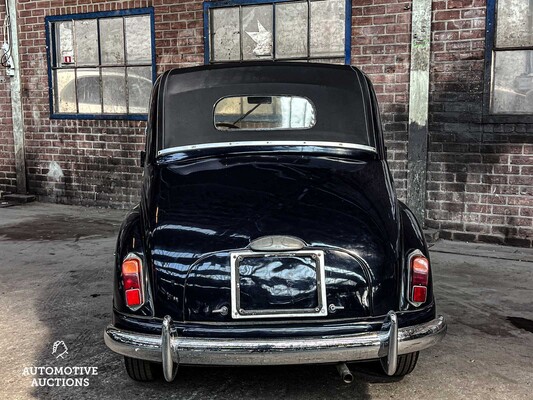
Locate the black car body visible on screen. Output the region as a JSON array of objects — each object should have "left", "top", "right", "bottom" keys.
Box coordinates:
[{"left": 104, "top": 63, "right": 446, "bottom": 382}]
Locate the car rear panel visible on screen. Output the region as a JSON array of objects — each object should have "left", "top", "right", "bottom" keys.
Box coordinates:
[
  {"left": 159, "top": 249, "right": 371, "bottom": 322},
  {"left": 146, "top": 150, "right": 400, "bottom": 323}
]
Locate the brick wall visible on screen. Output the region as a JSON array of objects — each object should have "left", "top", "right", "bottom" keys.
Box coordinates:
[
  {"left": 0, "top": 0, "right": 531, "bottom": 246},
  {"left": 0, "top": 3, "right": 16, "bottom": 193},
  {"left": 352, "top": 0, "right": 412, "bottom": 201},
  {"left": 428, "top": 0, "right": 533, "bottom": 247},
  {"left": 10, "top": 0, "right": 205, "bottom": 208},
  {"left": 155, "top": 0, "right": 204, "bottom": 69}
]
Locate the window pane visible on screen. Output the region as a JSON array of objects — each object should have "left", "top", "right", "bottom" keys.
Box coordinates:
[
  {"left": 55, "top": 69, "right": 77, "bottom": 113},
  {"left": 242, "top": 5, "right": 273, "bottom": 60},
  {"left": 211, "top": 7, "right": 241, "bottom": 61},
  {"left": 76, "top": 68, "right": 102, "bottom": 114},
  {"left": 310, "top": 0, "right": 345, "bottom": 58},
  {"left": 491, "top": 50, "right": 533, "bottom": 114},
  {"left": 74, "top": 19, "right": 99, "bottom": 66},
  {"left": 127, "top": 66, "right": 152, "bottom": 113},
  {"left": 51, "top": 12, "right": 153, "bottom": 117},
  {"left": 125, "top": 15, "right": 152, "bottom": 64},
  {"left": 496, "top": 0, "right": 533, "bottom": 48},
  {"left": 100, "top": 18, "right": 124, "bottom": 65},
  {"left": 275, "top": 2, "right": 308, "bottom": 59},
  {"left": 57, "top": 21, "right": 74, "bottom": 67},
  {"left": 214, "top": 95, "right": 316, "bottom": 130},
  {"left": 102, "top": 67, "right": 126, "bottom": 114}
]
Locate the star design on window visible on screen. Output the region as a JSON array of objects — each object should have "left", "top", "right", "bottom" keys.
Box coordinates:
[{"left": 245, "top": 21, "right": 272, "bottom": 57}]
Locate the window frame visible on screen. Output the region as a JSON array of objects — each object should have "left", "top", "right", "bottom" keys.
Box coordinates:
[
  {"left": 45, "top": 7, "right": 156, "bottom": 121},
  {"left": 202, "top": 0, "right": 352, "bottom": 65},
  {"left": 483, "top": 0, "right": 533, "bottom": 123}
]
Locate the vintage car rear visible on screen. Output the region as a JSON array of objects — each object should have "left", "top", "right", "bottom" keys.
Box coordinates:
[{"left": 104, "top": 63, "right": 446, "bottom": 382}]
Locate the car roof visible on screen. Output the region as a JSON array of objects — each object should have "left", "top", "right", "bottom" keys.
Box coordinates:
[{"left": 157, "top": 62, "right": 376, "bottom": 155}]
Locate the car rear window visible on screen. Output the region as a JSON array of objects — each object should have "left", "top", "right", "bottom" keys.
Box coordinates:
[{"left": 214, "top": 95, "right": 316, "bottom": 131}]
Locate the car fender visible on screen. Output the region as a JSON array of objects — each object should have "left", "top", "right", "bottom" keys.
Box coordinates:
[
  {"left": 398, "top": 201, "right": 434, "bottom": 313},
  {"left": 113, "top": 205, "right": 154, "bottom": 317}
]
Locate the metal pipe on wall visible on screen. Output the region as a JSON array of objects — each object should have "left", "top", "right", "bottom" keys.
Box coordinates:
[{"left": 6, "top": 0, "right": 27, "bottom": 194}]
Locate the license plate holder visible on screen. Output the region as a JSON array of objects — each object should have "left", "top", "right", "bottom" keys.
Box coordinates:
[{"left": 230, "top": 250, "right": 327, "bottom": 319}]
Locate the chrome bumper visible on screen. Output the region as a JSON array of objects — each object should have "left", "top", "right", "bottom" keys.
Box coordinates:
[{"left": 104, "top": 312, "right": 446, "bottom": 381}]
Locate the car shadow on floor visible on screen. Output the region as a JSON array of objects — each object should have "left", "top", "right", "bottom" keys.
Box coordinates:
[
  {"left": 24, "top": 234, "right": 397, "bottom": 400},
  {"left": 138, "top": 364, "right": 377, "bottom": 399},
  {"left": 26, "top": 269, "right": 387, "bottom": 400}
]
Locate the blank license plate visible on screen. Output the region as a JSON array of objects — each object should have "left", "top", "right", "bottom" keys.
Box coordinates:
[{"left": 230, "top": 250, "right": 327, "bottom": 319}]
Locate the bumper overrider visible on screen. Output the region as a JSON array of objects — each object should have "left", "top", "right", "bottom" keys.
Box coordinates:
[{"left": 104, "top": 311, "right": 446, "bottom": 382}]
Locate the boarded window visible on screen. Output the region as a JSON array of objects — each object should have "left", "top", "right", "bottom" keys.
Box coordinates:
[
  {"left": 490, "top": 0, "right": 533, "bottom": 114},
  {"left": 206, "top": 0, "right": 348, "bottom": 64},
  {"left": 46, "top": 9, "right": 154, "bottom": 119}
]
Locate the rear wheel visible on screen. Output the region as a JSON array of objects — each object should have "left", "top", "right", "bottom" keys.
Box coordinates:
[
  {"left": 124, "top": 356, "right": 162, "bottom": 382},
  {"left": 390, "top": 352, "right": 419, "bottom": 376}
]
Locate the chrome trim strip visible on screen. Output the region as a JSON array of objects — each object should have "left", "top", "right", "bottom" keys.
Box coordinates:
[
  {"left": 157, "top": 141, "right": 377, "bottom": 157},
  {"left": 229, "top": 250, "right": 328, "bottom": 320},
  {"left": 104, "top": 315, "right": 446, "bottom": 367}
]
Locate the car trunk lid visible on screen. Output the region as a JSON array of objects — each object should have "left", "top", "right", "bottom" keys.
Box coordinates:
[{"left": 147, "top": 150, "right": 400, "bottom": 322}]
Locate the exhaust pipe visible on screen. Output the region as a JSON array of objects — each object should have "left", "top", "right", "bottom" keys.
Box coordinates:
[{"left": 336, "top": 363, "right": 354, "bottom": 384}]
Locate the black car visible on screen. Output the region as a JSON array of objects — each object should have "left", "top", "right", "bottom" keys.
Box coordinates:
[{"left": 104, "top": 63, "right": 446, "bottom": 383}]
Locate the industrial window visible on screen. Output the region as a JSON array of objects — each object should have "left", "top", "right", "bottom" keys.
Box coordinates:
[
  {"left": 204, "top": 0, "right": 351, "bottom": 64},
  {"left": 45, "top": 8, "right": 155, "bottom": 120},
  {"left": 487, "top": 0, "right": 533, "bottom": 115}
]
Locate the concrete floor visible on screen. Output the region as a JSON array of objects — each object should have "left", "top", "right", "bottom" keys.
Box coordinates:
[{"left": 0, "top": 202, "right": 532, "bottom": 400}]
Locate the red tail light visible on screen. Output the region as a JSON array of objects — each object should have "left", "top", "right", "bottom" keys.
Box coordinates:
[
  {"left": 409, "top": 254, "right": 429, "bottom": 305},
  {"left": 122, "top": 255, "right": 143, "bottom": 309},
  {"left": 412, "top": 285, "right": 427, "bottom": 303}
]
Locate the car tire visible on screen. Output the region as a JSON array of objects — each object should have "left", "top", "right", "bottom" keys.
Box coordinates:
[
  {"left": 124, "top": 356, "right": 162, "bottom": 382},
  {"left": 391, "top": 351, "right": 419, "bottom": 376}
]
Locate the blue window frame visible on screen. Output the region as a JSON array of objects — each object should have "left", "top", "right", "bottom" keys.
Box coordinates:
[
  {"left": 203, "top": 0, "right": 352, "bottom": 65},
  {"left": 45, "top": 7, "right": 156, "bottom": 121},
  {"left": 484, "top": 0, "right": 533, "bottom": 120}
]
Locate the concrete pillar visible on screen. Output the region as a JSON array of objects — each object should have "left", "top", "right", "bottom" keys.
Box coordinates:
[{"left": 406, "top": 0, "right": 432, "bottom": 226}]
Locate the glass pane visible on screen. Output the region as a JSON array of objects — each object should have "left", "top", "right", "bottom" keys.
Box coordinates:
[
  {"left": 100, "top": 18, "right": 124, "bottom": 65},
  {"left": 275, "top": 2, "right": 308, "bottom": 59},
  {"left": 55, "top": 69, "right": 77, "bottom": 113},
  {"left": 57, "top": 21, "right": 75, "bottom": 67},
  {"left": 242, "top": 5, "right": 273, "bottom": 60},
  {"left": 496, "top": 0, "right": 533, "bottom": 48},
  {"left": 310, "top": 0, "right": 345, "bottom": 58},
  {"left": 125, "top": 15, "right": 152, "bottom": 64},
  {"left": 76, "top": 68, "right": 102, "bottom": 114},
  {"left": 211, "top": 7, "right": 241, "bottom": 61},
  {"left": 214, "top": 95, "right": 316, "bottom": 130},
  {"left": 127, "top": 66, "right": 152, "bottom": 113},
  {"left": 492, "top": 51, "right": 533, "bottom": 114},
  {"left": 74, "top": 19, "right": 99, "bottom": 66},
  {"left": 102, "top": 67, "right": 126, "bottom": 114}
]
